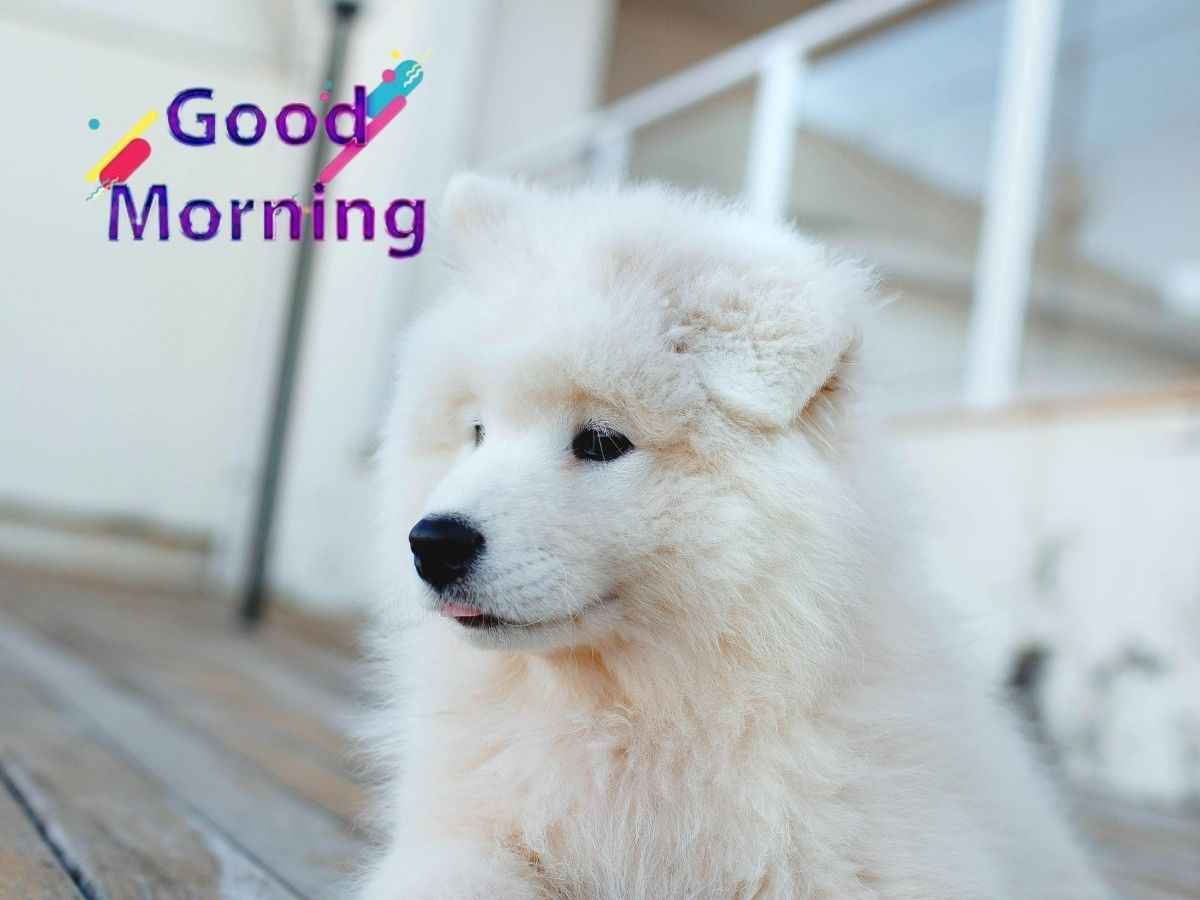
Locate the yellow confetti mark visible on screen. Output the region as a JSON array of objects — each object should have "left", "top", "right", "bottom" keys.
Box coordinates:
[{"left": 84, "top": 109, "right": 158, "bottom": 182}]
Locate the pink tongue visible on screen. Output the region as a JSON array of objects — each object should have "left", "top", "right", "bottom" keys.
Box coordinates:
[{"left": 441, "top": 602, "right": 485, "bottom": 619}]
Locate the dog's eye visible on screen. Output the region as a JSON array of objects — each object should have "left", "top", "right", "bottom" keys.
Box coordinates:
[
  {"left": 473, "top": 422, "right": 484, "bottom": 447},
  {"left": 572, "top": 424, "right": 633, "bottom": 462}
]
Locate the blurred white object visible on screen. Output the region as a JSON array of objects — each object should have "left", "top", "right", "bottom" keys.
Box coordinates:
[
  {"left": 901, "top": 394, "right": 1200, "bottom": 805},
  {"left": 1161, "top": 263, "right": 1200, "bottom": 316}
]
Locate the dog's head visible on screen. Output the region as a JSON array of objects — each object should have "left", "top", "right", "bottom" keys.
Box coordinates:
[{"left": 379, "top": 176, "right": 876, "bottom": 653}]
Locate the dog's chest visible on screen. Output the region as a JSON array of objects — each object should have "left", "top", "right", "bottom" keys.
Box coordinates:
[{"left": 493, "top": 722, "right": 798, "bottom": 898}]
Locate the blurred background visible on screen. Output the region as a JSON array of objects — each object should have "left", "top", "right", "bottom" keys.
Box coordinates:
[{"left": 2, "top": 0, "right": 1198, "bottom": 816}]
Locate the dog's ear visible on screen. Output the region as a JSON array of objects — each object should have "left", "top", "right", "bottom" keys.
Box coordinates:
[
  {"left": 795, "top": 331, "right": 860, "bottom": 450},
  {"left": 697, "top": 323, "right": 859, "bottom": 432},
  {"left": 663, "top": 259, "right": 868, "bottom": 434},
  {"left": 442, "top": 173, "right": 522, "bottom": 247}
]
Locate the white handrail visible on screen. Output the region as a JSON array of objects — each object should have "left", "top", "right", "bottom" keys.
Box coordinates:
[
  {"left": 964, "top": 0, "right": 1064, "bottom": 407},
  {"left": 485, "top": 0, "right": 933, "bottom": 176}
]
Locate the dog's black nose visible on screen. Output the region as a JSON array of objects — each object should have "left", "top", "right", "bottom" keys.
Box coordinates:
[{"left": 409, "top": 515, "right": 485, "bottom": 590}]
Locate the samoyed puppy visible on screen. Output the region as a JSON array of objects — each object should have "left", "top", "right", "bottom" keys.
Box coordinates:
[{"left": 360, "top": 175, "right": 1108, "bottom": 899}]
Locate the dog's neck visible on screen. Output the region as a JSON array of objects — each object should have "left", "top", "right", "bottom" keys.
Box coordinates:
[{"left": 514, "top": 608, "right": 861, "bottom": 725}]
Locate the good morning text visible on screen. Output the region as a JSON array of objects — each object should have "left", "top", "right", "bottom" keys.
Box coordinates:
[{"left": 107, "top": 87, "right": 425, "bottom": 260}]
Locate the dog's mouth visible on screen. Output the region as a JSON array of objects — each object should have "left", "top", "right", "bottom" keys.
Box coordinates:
[
  {"left": 437, "top": 597, "right": 610, "bottom": 631},
  {"left": 439, "top": 601, "right": 510, "bottom": 629}
]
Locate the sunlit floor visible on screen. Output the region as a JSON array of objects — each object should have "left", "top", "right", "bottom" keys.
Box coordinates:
[{"left": 0, "top": 564, "right": 1196, "bottom": 898}]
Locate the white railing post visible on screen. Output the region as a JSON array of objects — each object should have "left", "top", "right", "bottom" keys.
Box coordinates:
[
  {"left": 590, "top": 125, "right": 631, "bottom": 185},
  {"left": 744, "top": 46, "right": 803, "bottom": 220},
  {"left": 964, "top": 0, "right": 1064, "bottom": 408}
]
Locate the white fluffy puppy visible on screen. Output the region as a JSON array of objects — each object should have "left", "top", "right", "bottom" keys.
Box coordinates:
[{"left": 361, "top": 175, "right": 1108, "bottom": 899}]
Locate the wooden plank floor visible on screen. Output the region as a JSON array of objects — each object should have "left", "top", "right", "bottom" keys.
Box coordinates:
[{"left": 1, "top": 564, "right": 1197, "bottom": 899}]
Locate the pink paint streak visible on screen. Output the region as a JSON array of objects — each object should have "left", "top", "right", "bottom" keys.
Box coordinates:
[{"left": 316, "top": 94, "right": 407, "bottom": 186}]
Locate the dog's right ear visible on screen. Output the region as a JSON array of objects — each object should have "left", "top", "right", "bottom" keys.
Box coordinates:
[{"left": 442, "top": 173, "right": 522, "bottom": 250}]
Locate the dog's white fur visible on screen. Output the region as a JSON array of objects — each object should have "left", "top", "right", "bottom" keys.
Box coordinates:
[{"left": 361, "top": 176, "right": 1108, "bottom": 899}]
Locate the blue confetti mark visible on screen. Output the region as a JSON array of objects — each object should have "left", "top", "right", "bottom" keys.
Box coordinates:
[{"left": 366, "top": 60, "right": 423, "bottom": 118}]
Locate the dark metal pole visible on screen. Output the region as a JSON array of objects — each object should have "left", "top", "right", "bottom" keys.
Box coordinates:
[{"left": 240, "top": 1, "right": 360, "bottom": 625}]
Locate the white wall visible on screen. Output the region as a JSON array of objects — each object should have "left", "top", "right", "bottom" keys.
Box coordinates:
[
  {"left": 0, "top": 12, "right": 310, "bottom": 552},
  {"left": 0, "top": 0, "right": 615, "bottom": 610}
]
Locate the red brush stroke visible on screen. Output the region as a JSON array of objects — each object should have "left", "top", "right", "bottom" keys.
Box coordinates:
[{"left": 99, "top": 137, "right": 151, "bottom": 185}]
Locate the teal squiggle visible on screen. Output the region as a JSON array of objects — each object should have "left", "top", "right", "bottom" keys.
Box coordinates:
[{"left": 367, "top": 60, "right": 424, "bottom": 118}]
